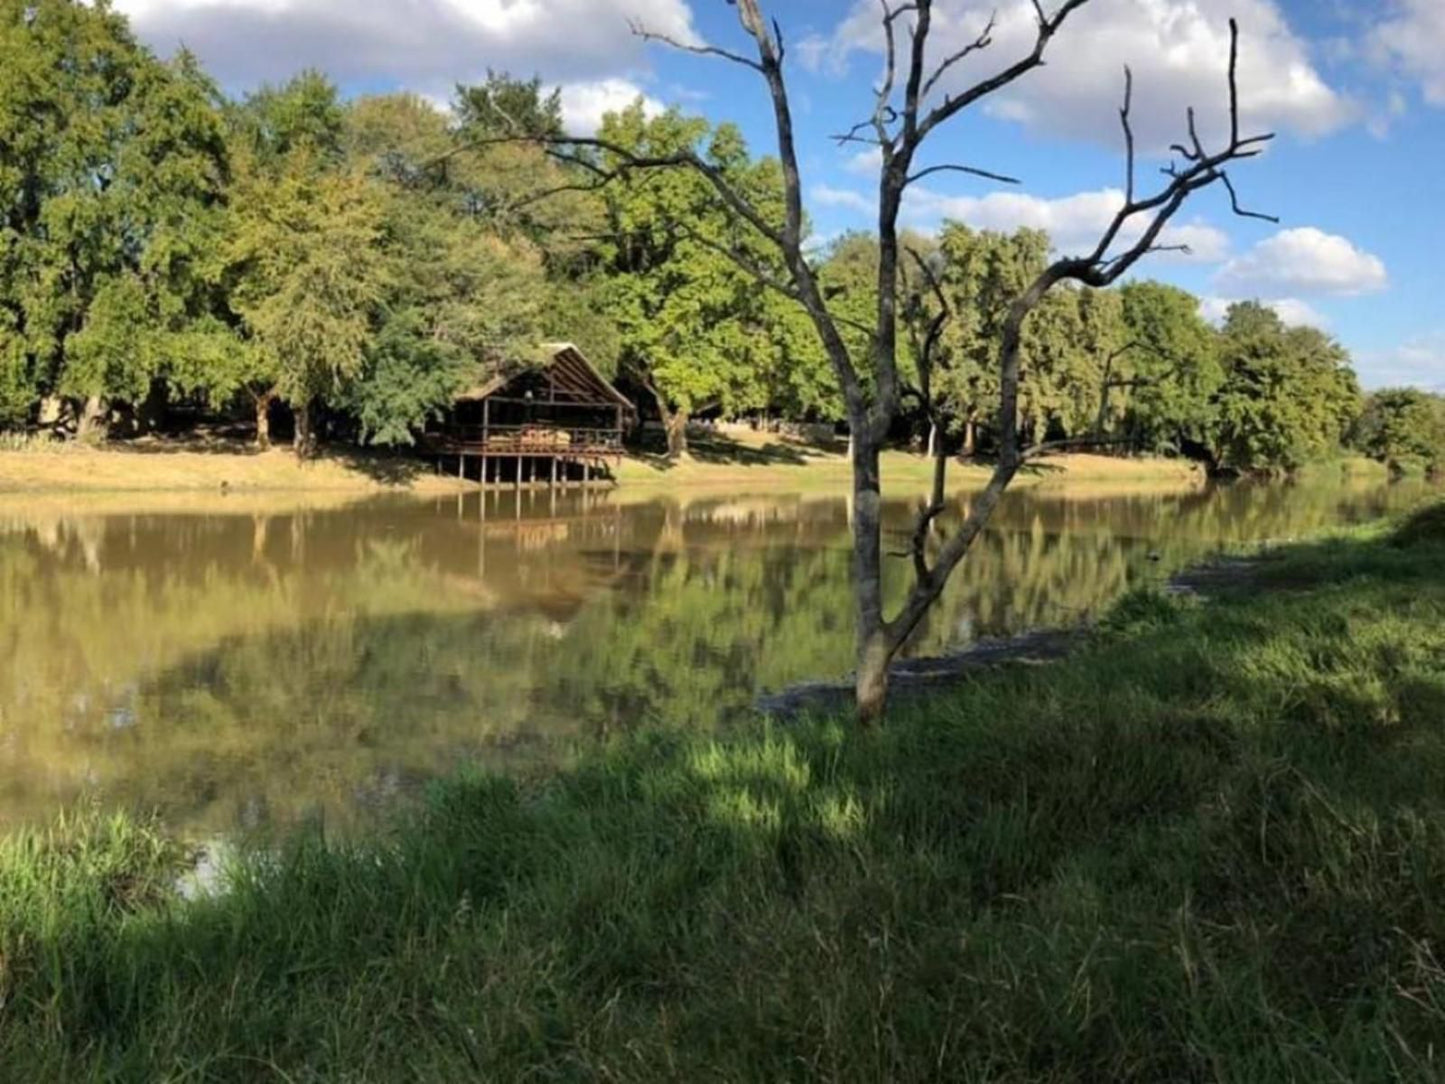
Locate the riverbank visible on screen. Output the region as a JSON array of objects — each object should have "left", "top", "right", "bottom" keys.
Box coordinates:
[
  {"left": 0, "top": 432, "right": 1207, "bottom": 495},
  {"left": 4, "top": 503, "right": 1444, "bottom": 1079}
]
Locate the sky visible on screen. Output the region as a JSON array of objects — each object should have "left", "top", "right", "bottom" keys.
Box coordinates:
[{"left": 114, "top": 0, "right": 1445, "bottom": 392}]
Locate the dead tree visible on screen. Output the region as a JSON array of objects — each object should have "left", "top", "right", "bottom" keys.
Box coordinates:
[{"left": 470, "top": 0, "right": 1277, "bottom": 723}]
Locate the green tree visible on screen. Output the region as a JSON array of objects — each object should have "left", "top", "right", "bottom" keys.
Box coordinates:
[
  {"left": 340, "top": 94, "right": 548, "bottom": 445},
  {"left": 1116, "top": 281, "right": 1222, "bottom": 457},
  {"left": 1354, "top": 388, "right": 1445, "bottom": 473},
  {"left": 935, "top": 226, "right": 1052, "bottom": 455},
  {"left": 0, "top": 1, "right": 232, "bottom": 435},
  {"left": 592, "top": 104, "right": 784, "bottom": 458},
  {"left": 226, "top": 151, "right": 390, "bottom": 456},
  {"left": 1211, "top": 303, "right": 1360, "bottom": 473}
]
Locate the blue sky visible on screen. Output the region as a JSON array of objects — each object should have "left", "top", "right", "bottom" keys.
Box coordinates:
[{"left": 116, "top": 0, "right": 1444, "bottom": 391}]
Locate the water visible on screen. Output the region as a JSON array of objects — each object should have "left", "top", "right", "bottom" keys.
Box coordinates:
[{"left": 0, "top": 474, "right": 1433, "bottom": 835}]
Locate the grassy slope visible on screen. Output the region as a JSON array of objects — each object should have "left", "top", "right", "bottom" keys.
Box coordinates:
[{"left": 4, "top": 507, "right": 1445, "bottom": 1080}]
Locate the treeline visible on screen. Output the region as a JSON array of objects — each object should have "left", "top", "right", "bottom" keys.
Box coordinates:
[{"left": 0, "top": 0, "right": 1430, "bottom": 474}]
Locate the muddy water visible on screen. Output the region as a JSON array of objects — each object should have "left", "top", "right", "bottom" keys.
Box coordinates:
[{"left": 0, "top": 475, "right": 1433, "bottom": 834}]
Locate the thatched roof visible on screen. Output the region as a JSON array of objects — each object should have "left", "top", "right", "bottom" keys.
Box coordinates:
[{"left": 454, "top": 343, "right": 635, "bottom": 416}]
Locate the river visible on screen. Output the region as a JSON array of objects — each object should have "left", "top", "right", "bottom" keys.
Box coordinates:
[{"left": 0, "top": 473, "right": 1434, "bottom": 835}]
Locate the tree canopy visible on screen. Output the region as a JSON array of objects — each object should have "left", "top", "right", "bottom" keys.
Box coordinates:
[{"left": 0, "top": 0, "right": 1423, "bottom": 477}]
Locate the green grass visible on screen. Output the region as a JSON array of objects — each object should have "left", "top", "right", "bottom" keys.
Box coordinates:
[{"left": 6, "top": 505, "right": 1445, "bottom": 1080}]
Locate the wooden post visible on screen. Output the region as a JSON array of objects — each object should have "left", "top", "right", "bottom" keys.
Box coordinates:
[
  {"left": 513, "top": 456, "right": 521, "bottom": 494},
  {"left": 583, "top": 459, "right": 591, "bottom": 488},
  {"left": 480, "top": 454, "right": 487, "bottom": 488},
  {"left": 457, "top": 454, "right": 465, "bottom": 482},
  {"left": 550, "top": 456, "right": 557, "bottom": 490}
]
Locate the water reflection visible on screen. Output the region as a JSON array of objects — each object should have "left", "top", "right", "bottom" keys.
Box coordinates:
[{"left": 0, "top": 475, "right": 1434, "bottom": 835}]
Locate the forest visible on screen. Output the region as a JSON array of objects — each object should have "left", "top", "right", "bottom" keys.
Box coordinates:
[{"left": 1, "top": 0, "right": 1439, "bottom": 475}]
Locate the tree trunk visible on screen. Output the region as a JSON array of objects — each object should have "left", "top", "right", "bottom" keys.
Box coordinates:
[
  {"left": 642, "top": 376, "right": 689, "bottom": 461},
  {"left": 254, "top": 392, "right": 275, "bottom": 450},
  {"left": 663, "top": 408, "right": 689, "bottom": 460},
  {"left": 961, "top": 415, "right": 977, "bottom": 459},
  {"left": 293, "top": 401, "right": 315, "bottom": 460},
  {"left": 849, "top": 436, "right": 891, "bottom": 725},
  {"left": 75, "top": 396, "right": 107, "bottom": 442}
]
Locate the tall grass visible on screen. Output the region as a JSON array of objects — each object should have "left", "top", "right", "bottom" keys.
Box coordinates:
[{"left": 4, "top": 506, "right": 1445, "bottom": 1080}]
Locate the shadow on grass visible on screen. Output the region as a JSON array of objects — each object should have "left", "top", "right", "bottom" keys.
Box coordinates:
[{"left": 6, "top": 515, "right": 1445, "bottom": 1080}]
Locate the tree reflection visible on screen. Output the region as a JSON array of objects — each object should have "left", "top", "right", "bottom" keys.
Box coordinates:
[{"left": 0, "top": 475, "right": 1434, "bottom": 834}]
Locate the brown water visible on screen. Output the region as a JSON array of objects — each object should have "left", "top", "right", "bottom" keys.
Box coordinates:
[{"left": 0, "top": 474, "right": 1434, "bottom": 835}]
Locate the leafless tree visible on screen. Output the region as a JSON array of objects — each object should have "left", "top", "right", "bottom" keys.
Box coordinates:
[{"left": 478, "top": 0, "right": 1277, "bottom": 723}]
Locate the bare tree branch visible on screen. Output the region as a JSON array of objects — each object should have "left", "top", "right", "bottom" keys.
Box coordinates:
[
  {"left": 449, "top": 134, "right": 789, "bottom": 252},
  {"left": 905, "top": 163, "right": 1022, "bottom": 187},
  {"left": 628, "top": 19, "right": 764, "bottom": 71},
  {"left": 914, "top": 0, "right": 1091, "bottom": 142},
  {"left": 921, "top": 13, "right": 997, "bottom": 102}
]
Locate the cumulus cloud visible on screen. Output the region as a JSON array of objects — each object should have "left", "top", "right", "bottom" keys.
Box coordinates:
[
  {"left": 900, "top": 186, "right": 1231, "bottom": 263},
  {"left": 812, "top": 184, "right": 875, "bottom": 215},
  {"left": 1372, "top": 0, "right": 1445, "bottom": 106},
  {"left": 1214, "top": 228, "right": 1388, "bottom": 298},
  {"left": 803, "top": 0, "right": 1354, "bottom": 150},
  {"left": 1357, "top": 333, "right": 1445, "bottom": 392},
  {"left": 1199, "top": 296, "right": 1331, "bottom": 330},
  {"left": 843, "top": 147, "right": 883, "bottom": 176},
  {"left": 559, "top": 80, "right": 663, "bottom": 134},
  {"left": 113, "top": 0, "right": 697, "bottom": 115}
]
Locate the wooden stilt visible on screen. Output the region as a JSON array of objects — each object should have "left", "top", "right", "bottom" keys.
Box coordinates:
[{"left": 457, "top": 454, "right": 465, "bottom": 481}]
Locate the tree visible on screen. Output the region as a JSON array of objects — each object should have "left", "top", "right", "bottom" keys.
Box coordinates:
[
  {"left": 1116, "top": 281, "right": 1222, "bottom": 459},
  {"left": 494, "top": 1, "right": 1278, "bottom": 721},
  {"left": 591, "top": 104, "right": 784, "bottom": 458},
  {"left": 226, "top": 150, "right": 390, "bottom": 456},
  {"left": 1354, "top": 388, "right": 1445, "bottom": 473},
  {"left": 1210, "top": 303, "right": 1359, "bottom": 473},
  {"left": 0, "top": 1, "right": 232, "bottom": 435},
  {"left": 340, "top": 94, "right": 548, "bottom": 446}
]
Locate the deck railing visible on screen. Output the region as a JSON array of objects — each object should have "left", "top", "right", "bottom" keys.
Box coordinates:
[{"left": 429, "top": 425, "right": 624, "bottom": 456}]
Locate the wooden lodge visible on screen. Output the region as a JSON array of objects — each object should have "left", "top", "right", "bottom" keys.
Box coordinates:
[{"left": 424, "top": 343, "right": 636, "bottom": 488}]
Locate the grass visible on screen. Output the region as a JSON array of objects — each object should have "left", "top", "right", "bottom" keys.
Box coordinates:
[
  {"left": 4, "top": 504, "right": 1445, "bottom": 1079},
  {"left": 0, "top": 429, "right": 1201, "bottom": 496}
]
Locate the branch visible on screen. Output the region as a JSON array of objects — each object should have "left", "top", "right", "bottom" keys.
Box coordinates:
[
  {"left": 902, "top": 244, "right": 952, "bottom": 583},
  {"left": 1058, "top": 19, "right": 1276, "bottom": 288},
  {"left": 921, "top": 12, "right": 997, "bottom": 102},
  {"left": 905, "top": 163, "right": 1021, "bottom": 187},
  {"left": 914, "top": 0, "right": 1091, "bottom": 143},
  {"left": 448, "top": 134, "right": 787, "bottom": 251},
  {"left": 628, "top": 20, "right": 763, "bottom": 71},
  {"left": 1220, "top": 171, "right": 1280, "bottom": 224}
]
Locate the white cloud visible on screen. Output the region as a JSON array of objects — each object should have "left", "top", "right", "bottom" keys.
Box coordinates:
[
  {"left": 1358, "top": 333, "right": 1445, "bottom": 392},
  {"left": 901, "top": 186, "right": 1230, "bottom": 263},
  {"left": 807, "top": 0, "right": 1354, "bottom": 150},
  {"left": 1214, "top": 227, "right": 1388, "bottom": 298},
  {"left": 1199, "top": 296, "right": 1330, "bottom": 330},
  {"left": 1372, "top": 1, "right": 1445, "bottom": 107},
  {"left": 559, "top": 80, "right": 663, "bottom": 134},
  {"left": 811, "top": 184, "right": 875, "bottom": 215},
  {"left": 844, "top": 147, "right": 883, "bottom": 176},
  {"left": 113, "top": 0, "right": 698, "bottom": 99}
]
